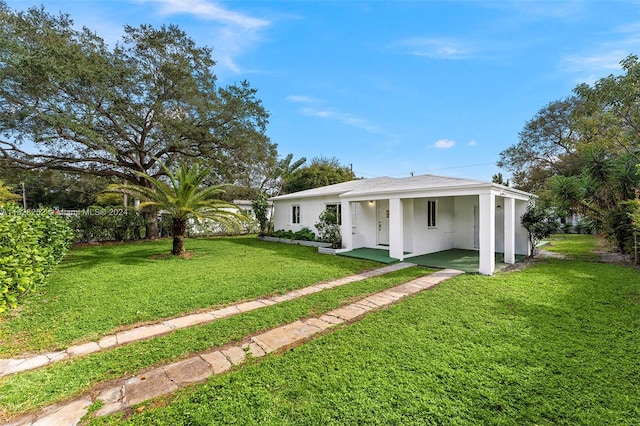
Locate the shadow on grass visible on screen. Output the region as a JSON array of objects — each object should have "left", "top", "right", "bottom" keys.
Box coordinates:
[
  {"left": 223, "top": 236, "right": 380, "bottom": 267},
  {"left": 59, "top": 244, "right": 170, "bottom": 269}
]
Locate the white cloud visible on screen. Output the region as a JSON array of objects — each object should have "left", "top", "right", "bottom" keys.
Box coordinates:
[
  {"left": 138, "top": 0, "right": 271, "bottom": 75},
  {"left": 144, "top": 0, "right": 269, "bottom": 29},
  {"left": 561, "top": 50, "right": 626, "bottom": 75},
  {"left": 300, "top": 107, "right": 385, "bottom": 135},
  {"left": 289, "top": 95, "right": 398, "bottom": 139},
  {"left": 489, "top": 1, "right": 584, "bottom": 20},
  {"left": 432, "top": 139, "right": 456, "bottom": 149},
  {"left": 397, "top": 37, "right": 474, "bottom": 60},
  {"left": 286, "top": 95, "right": 315, "bottom": 103},
  {"left": 559, "top": 21, "right": 640, "bottom": 83},
  {"left": 467, "top": 140, "right": 477, "bottom": 147}
]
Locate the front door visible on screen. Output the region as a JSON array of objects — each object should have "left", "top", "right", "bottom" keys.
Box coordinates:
[
  {"left": 474, "top": 205, "right": 479, "bottom": 249},
  {"left": 377, "top": 200, "right": 390, "bottom": 245}
]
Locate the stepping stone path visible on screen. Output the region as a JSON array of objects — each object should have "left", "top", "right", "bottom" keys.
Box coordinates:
[
  {"left": 4, "top": 267, "right": 463, "bottom": 426},
  {"left": 0, "top": 262, "right": 412, "bottom": 379}
]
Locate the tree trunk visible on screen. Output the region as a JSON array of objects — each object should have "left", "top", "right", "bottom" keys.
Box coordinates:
[
  {"left": 172, "top": 218, "right": 187, "bottom": 256},
  {"left": 143, "top": 208, "right": 159, "bottom": 239}
]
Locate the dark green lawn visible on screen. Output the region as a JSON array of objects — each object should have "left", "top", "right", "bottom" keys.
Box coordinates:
[
  {"left": 91, "top": 235, "right": 640, "bottom": 425},
  {"left": 0, "top": 236, "right": 379, "bottom": 356}
]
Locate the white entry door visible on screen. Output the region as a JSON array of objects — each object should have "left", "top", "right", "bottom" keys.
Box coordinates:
[
  {"left": 377, "top": 200, "right": 390, "bottom": 246},
  {"left": 474, "top": 205, "right": 479, "bottom": 249}
]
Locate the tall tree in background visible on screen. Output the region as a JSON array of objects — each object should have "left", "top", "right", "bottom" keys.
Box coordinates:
[
  {"left": 0, "top": 167, "right": 113, "bottom": 209},
  {"left": 273, "top": 153, "right": 307, "bottom": 196},
  {"left": 283, "top": 157, "right": 354, "bottom": 194},
  {"left": 501, "top": 54, "right": 640, "bottom": 256},
  {"left": 0, "top": 180, "right": 20, "bottom": 204},
  {"left": 498, "top": 97, "right": 581, "bottom": 192},
  {"left": 491, "top": 172, "right": 509, "bottom": 186},
  {"left": 573, "top": 55, "right": 640, "bottom": 161},
  {"left": 0, "top": 3, "right": 275, "bottom": 237}
]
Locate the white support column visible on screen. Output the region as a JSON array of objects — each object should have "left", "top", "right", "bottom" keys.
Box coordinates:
[
  {"left": 504, "top": 197, "right": 515, "bottom": 264},
  {"left": 340, "top": 199, "right": 352, "bottom": 250},
  {"left": 389, "top": 198, "right": 404, "bottom": 260},
  {"left": 479, "top": 193, "right": 495, "bottom": 275}
]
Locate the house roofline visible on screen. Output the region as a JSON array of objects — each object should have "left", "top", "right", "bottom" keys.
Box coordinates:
[
  {"left": 269, "top": 176, "right": 536, "bottom": 202},
  {"left": 340, "top": 183, "right": 534, "bottom": 201}
]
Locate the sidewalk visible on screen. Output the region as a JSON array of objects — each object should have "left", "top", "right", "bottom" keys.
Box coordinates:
[
  {"left": 6, "top": 268, "right": 463, "bottom": 426},
  {"left": 0, "top": 262, "right": 414, "bottom": 378}
]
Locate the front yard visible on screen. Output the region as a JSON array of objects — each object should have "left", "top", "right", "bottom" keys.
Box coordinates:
[
  {"left": 91, "top": 235, "right": 639, "bottom": 425},
  {"left": 0, "top": 236, "right": 380, "bottom": 357},
  {"left": 1, "top": 234, "right": 638, "bottom": 425}
]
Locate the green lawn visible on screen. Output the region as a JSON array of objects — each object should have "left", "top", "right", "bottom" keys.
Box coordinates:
[
  {"left": 0, "top": 267, "right": 432, "bottom": 415},
  {"left": 544, "top": 233, "right": 602, "bottom": 260},
  {"left": 90, "top": 234, "right": 640, "bottom": 425},
  {"left": 0, "top": 236, "right": 380, "bottom": 357}
]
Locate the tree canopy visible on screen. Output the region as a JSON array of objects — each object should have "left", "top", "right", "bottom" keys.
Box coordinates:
[
  {"left": 283, "top": 157, "right": 355, "bottom": 194},
  {"left": 0, "top": 2, "right": 276, "bottom": 234},
  {"left": 497, "top": 97, "right": 581, "bottom": 192},
  {"left": 0, "top": 167, "right": 114, "bottom": 209},
  {"left": 500, "top": 54, "right": 640, "bottom": 257},
  {"left": 0, "top": 179, "right": 20, "bottom": 204}
]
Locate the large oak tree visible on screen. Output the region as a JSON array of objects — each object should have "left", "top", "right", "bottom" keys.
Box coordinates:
[{"left": 0, "top": 3, "right": 276, "bottom": 237}]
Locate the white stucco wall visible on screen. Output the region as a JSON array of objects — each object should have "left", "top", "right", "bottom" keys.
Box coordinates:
[
  {"left": 403, "top": 199, "right": 414, "bottom": 253},
  {"left": 515, "top": 199, "right": 530, "bottom": 255},
  {"left": 495, "top": 196, "right": 505, "bottom": 253},
  {"left": 352, "top": 200, "right": 377, "bottom": 248},
  {"left": 453, "top": 196, "right": 477, "bottom": 250},
  {"left": 273, "top": 197, "right": 341, "bottom": 235},
  {"left": 409, "top": 197, "right": 455, "bottom": 255},
  {"left": 274, "top": 192, "right": 531, "bottom": 257}
]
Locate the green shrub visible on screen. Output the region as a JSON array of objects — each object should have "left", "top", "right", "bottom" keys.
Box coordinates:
[
  {"left": 272, "top": 229, "right": 294, "bottom": 239},
  {"left": 0, "top": 204, "right": 73, "bottom": 313},
  {"left": 521, "top": 204, "right": 558, "bottom": 256},
  {"left": 560, "top": 222, "right": 574, "bottom": 234},
  {"left": 68, "top": 206, "right": 146, "bottom": 242},
  {"left": 293, "top": 228, "right": 316, "bottom": 241},
  {"left": 315, "top": 210, "right": 341, "bottom": 248},
  {"left": 251, "top": 193, "right": 271, "bottom": 235},
  {"left": 271, "top": 228, "right": 316, "bottom": 241}
]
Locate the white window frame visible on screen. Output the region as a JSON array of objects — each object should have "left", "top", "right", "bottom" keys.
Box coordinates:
[
  {"left": 427, "top": 200, "right": 437, "bottom": 228},
  {"left": 325, "top": 203, "right": 342, "bottom": 225},
  {"left": 292, "top": 204, "right": 301, "bottom": 224}
]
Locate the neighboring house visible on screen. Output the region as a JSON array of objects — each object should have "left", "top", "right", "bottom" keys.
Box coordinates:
[
  {"left": 186, "top": 199, "right": 271, "bottom": 236},
  {"left": 232, "top": 199, "right": 272, "bottom": 220},
  {"left": 270, "top": 174, "right": 534, "bottom": 275}
]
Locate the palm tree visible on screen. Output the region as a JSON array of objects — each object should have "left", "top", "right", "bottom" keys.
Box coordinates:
[{"left": 110, "top": 162, "right": 247, "bottom": 256}]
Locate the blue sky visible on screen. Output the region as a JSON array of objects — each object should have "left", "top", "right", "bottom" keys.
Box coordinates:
[{"left": 5, "top": 1, "right": 640, "bottom": 182}]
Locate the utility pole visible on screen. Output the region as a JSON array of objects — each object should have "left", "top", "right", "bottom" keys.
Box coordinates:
[{"left": 21, "top": 182, "right": 26, "bottom": 210}]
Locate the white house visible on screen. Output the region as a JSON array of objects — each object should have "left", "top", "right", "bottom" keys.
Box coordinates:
[{"left": 270, "top": 174, "right": 534, "bottom": 275}]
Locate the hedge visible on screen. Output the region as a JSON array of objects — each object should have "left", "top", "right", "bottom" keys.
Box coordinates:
[
  {"left": 68, "top": 206, "right": 147, "bottom": 243},
  {"left": 0, "top": 204, "right": 74, "bottom": 313}
]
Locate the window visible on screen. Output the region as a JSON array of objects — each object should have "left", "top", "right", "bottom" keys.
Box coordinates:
[
  {"left": 325, "top": 204, "right": 342, "bottom": 225},
  {"left": 427, "top": 200, "right": 436, "bottom": 227},
  {"left": 292, "top": 205, "right": 301, "bottom": 224}
]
